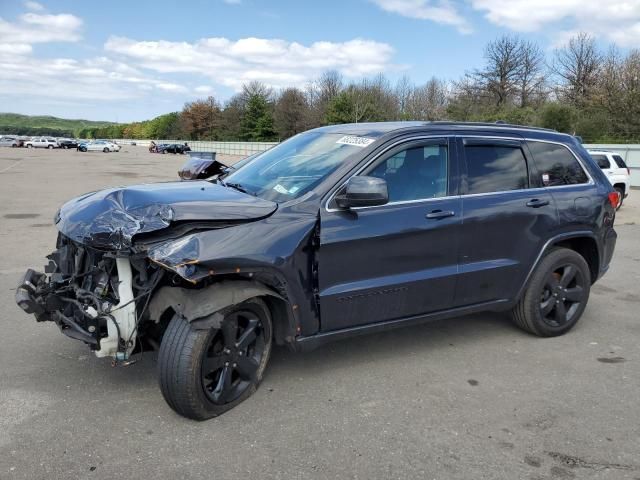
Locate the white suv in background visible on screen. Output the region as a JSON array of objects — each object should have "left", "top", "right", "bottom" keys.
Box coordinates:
[
  {"left": 588, "top": 150, "right": 631, "bottom": 209},
  {"left": 25, "top": 138, "right": 58, "bottom": 149}
]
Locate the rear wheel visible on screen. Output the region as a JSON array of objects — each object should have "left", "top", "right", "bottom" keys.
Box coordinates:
[
  {"left": 103, "top": 147, "right": 109, "bottom": 153},
  {"left": 158, "top": 297, "right": 272, "bottom": 420},
  {"left": 512, "top": 248, "right": 590, "bottom": 337},
  {"left": 614, "top": 186, "right": 624, "bottom": 210},
  {"left": 47, "top": 145, "right": 53, "bottom": 149},
  {"left": 27, "top": 144, "right": 32, "bottom": 148}
]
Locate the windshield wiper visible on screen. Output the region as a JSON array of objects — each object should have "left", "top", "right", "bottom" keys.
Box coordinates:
[{"left": 223, "top": 181, "right": 255, "bottom": 196}]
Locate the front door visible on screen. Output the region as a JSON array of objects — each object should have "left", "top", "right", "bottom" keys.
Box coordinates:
[{"left": 318, "top": 137, "right": 461, "bottom": 332}]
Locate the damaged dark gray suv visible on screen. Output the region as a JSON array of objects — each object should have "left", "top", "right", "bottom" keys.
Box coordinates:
[{"left": 16, "top": 122, "right": 618, "bottom": 420}]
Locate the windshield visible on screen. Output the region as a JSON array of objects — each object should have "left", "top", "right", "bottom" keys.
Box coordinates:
[{"left": 223, "top": 132, "right": 369, "bottom": 202}]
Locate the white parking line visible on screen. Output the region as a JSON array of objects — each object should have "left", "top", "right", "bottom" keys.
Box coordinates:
[{"left": 0, "top": 159, "right": 23, "bottom": 173}]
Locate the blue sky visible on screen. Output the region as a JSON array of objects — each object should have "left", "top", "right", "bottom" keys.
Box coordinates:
[{"left": 0, "top": 0, "right": 638, "bottom": 122}]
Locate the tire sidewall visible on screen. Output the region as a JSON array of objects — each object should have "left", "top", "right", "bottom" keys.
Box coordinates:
[
  {"left": 522, "top": 248, "right": 591, "bottom": 336},
  {"left": 160, "top": 297, "right": 273, "bottom": 420}
]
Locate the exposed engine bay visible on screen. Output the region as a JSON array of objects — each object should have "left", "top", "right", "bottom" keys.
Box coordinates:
[{"left": 16, "top": 234, "right": 164, "bottom": 360}]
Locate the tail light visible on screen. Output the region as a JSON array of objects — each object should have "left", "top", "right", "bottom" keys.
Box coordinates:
[
  {"left": 627, "top": 168, "right": 630, "bottom": 176},
  {"left": 608, "top": 191, "right": 620, "bottom": 208}
]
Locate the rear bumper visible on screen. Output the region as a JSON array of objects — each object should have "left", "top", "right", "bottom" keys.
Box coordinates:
[{"left": 598, "top": 227, "right": 617, "bottom": 280}]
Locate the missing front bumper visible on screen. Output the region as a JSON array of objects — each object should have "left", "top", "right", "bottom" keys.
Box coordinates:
[{"left": 15, "top": 257, "right": 138, "bottom": 360}]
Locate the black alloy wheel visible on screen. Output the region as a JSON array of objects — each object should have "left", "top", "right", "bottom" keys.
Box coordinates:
[
  {"left": 201, "top": 309, "right": 267, "bottom": 405},
  {"left": 538, "top": 263, "right": 586, "bottom": 328},
  {"left": 511, "top": 247, "right": 591, "bottom": 337},
  {"left": 158, "top": 297, "right": 272, "bottom": 420}
]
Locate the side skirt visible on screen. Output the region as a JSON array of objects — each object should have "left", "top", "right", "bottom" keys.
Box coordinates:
[{"left": 294, "top": 299, "right": 511, "bottom": 352}]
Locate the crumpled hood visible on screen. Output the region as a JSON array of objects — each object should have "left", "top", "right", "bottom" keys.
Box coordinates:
[{"left": 55, "top": 181, "right": 277, "bottom": 249}]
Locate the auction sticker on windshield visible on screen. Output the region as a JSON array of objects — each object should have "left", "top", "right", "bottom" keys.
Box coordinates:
[{"left": 336, "top": 135, "right": 375, "bottom": 147}]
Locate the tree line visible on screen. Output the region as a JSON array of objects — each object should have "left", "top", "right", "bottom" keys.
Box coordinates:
[{"left": 82, "top": 33, "right": 640, "bottom": 143}]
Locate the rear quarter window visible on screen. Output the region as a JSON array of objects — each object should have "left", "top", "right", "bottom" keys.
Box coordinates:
[
  {"left": 613, "top": 155, "right": 628, "bottom": 169},
  {"left": 527, "top": 141, "right": 589, "bottom": 186}
]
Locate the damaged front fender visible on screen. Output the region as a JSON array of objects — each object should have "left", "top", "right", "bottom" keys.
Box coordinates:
[{"left": 148, "top": 280, "right": 283, "bottom": 329}]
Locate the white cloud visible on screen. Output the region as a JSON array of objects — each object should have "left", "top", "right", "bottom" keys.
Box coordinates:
[
  {"left": 105, "top": 36, "right": 397, "bottom": 90},
  {"left": 371, "top": 0, "right": 472, "bottom": 33},
  {"left": 0, "top": 13, "right": 83, "bottom": 45},
  {"left": 470, "top": 0, "right": 640, "bottom": 47},
  {"left": 372, "top": 0, "right": 640, "bottom": 45},
  {"left": 24, "top": 1, "right": 45, "bottom": 11},
  {"left": 223, "top": 0, "right": 242, "bottom": 4},
  {"left": 194, "top": 85, "right": 214, "bottom": 94}
]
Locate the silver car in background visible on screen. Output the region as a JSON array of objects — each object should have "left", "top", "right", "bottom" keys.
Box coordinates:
[
  {"left": 78, "top": 140, "right": 121, "bottom": 153},
  {"left": 0, "top": 137, "right": 19, "bottom": 147}
]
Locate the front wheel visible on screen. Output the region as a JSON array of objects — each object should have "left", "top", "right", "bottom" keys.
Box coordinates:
[
  {"left": 103, "top": 147, "right": 109, "bottom": 153},
  {"left": 511, "top": 248, "right": 591, "bottom": 337},
  {"left": 158, "top": 297, "right": 273, "bottom": 420}
]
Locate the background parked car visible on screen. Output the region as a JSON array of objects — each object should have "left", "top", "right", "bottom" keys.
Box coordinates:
[
  {"left": 588, "top": 149, "right": 631, "bottom": 209},
  {"left": 0, "top": 137, "right": 19, "bottom": 147},
  {"left": 159, "top": 143, "right": 191, "bottom": 154},
  {"left": 78, "top": 140, "right": 121, "bottom": 153},
  {"left": 25, "top": 138, "right": 58, "bottom": 149},
  {"left": 58, "top": 139, "right": 79, "bottom": 149}
]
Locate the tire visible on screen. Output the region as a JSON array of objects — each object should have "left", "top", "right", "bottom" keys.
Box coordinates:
[
  {"left": 103, "top": 147, "right": 109, "bottom": 153},
  {"left": 48, "top": 145, "right": 53, "bottom": 149},
  {"left": 80, "top": 147, "right": 87, "bottom": 152},
  {"left": 27, "top": 144, "right": 32, "bottom": 148},
  {"left": 614, "top": 186, "right": 624, "bottom": 210},
  {"left": 158, "top": 297, "right": 273, "bottom": 420},
  {"left": 511, "top": 247, "right": 591, "bottom": 337}
]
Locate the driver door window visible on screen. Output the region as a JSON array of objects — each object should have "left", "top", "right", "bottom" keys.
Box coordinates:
[{"left": 366, "top": 144, "right": 448, "bottom": 202}]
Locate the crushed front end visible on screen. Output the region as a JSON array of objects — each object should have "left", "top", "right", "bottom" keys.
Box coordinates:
[{"left": 16, "top": 234, "right": 162, "bottom": 360}]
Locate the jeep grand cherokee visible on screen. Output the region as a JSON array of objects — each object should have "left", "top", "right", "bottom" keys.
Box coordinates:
[{"left": 16, "top": 122, "right": 618, "bottom": 420}]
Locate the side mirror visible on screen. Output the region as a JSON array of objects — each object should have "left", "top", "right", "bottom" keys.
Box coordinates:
[{"left": 335, "top": 176, "right": 389, "bottom": 209}]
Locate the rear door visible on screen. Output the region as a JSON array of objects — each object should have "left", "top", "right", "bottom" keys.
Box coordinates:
[
  {"left": 318, "top": 136, "right": 462, "bottom": 331},
  {"left": 454, "top": 136, "right": 557, "bottom": 306}
]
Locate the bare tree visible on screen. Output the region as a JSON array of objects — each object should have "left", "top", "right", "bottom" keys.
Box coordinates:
[
  {"left": 395, "top": 75, "right": 414, "bottom": 119},
  {"left": 517, "top": 40, "right": 546, "bottom": 107},
  {"left": 472, "top": 35, "right": 524, "bottom": 106},
  {"left": 274, "top": 87, "right": 310, "bottom": 138},
  {"left": 406, "top": 77, "right": 449, "bottom": 120},
  {"left": 552, "top": 32, "right": 602, "bottom": 106},
  {"left": 306, "top": 70, "right": 343, "bottom": 126}
]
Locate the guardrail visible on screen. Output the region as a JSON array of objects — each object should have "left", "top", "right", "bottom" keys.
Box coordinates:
[{"left": 112, "top": 139, "right": 278, "bottom": 156}]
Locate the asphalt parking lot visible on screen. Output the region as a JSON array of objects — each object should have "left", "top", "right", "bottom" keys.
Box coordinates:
[{"left": 1, "top": 146, "right": 639, "bottom": 480}]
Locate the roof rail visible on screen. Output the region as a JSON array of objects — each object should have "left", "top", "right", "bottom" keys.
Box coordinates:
[{"left": 427, "top": 121, "right": 558, "bottom": 133}]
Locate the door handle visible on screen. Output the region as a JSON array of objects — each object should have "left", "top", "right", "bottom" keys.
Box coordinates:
[
  {"left": 426, "top": 210, "right": 455, "bottom": 219},
  {"left": 526, "top": 199, "right": 549, "bottom": 208}
]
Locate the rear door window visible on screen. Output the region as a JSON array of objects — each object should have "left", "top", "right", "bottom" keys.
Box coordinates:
[
  {"left": 527, "top": 141, "right": 589, "bottom": 186},
  {"left": 591, "top": 154, "right": 610, "bottom": 169},
  {"left": 463, "top": 143, "right": 529, "bottom": 194}
]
